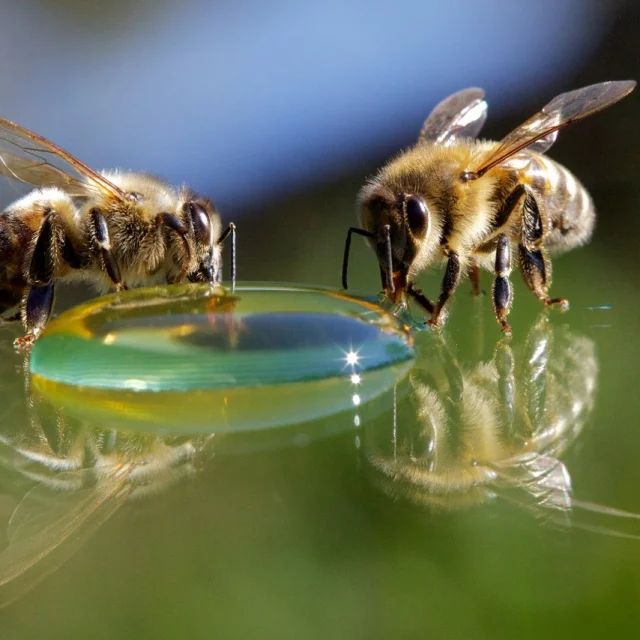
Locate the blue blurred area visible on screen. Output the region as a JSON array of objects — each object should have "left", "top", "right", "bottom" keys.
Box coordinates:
[{"left": 0, "top": 0, "right": 617, "bottom": 212}]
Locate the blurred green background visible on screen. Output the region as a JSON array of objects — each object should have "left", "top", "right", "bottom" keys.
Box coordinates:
[{"left": 0, "top": 1, "right": 639, "bottom": 639}]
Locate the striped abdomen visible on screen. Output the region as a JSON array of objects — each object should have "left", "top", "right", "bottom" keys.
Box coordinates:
[
  {"left": 524, "top": 153, "right": 595, "bottom": 254},
  {"left": 0, "top": 218, "right": 28, "bottom": 314},
  {"left": 0, "top": 207, "right": 45, "bottom": 314}
]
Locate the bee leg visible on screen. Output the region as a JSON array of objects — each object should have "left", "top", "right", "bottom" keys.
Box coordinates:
[
  {"left": 428, "top": 250, "right": 461, "bottom": 327},
  {"left": 522, "top": 313, "right": 551, "bottom": 436},
  {"left": 15, "top": 283, "right": 55, "bottom": 350},
  {"left": 161, "top": 213, "right": 193, "bottom": 283},
  {"left": 468, "top": 263, "right": 482, "bottom": 296},
  {"left": 14, "top": 211, "right": 61, "bottom": 349},
  {"left": 28, "top": 210, "right": 58, "bottom": 286},
  {"left": 216, "top": 223, "right": 236, "bottom": 288},
  {"left": 518, "top": 191, "right": 569, "bottom": 310},
  {"left": 492, "top": 234, "right": 513, "bottom": 335},
  {"left": 519, "top": 246, "right": 569, "bottom": 309},
  {"left": 90, "top": 209, "right": 127, "bottom": 291},
  {"left": 407, "top": 282, "right": 434, "bottom": 313},
  {"left": 494, "top": 337, "right": 516, "bottom": 433}
]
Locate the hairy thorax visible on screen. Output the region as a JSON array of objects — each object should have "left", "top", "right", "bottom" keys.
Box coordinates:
[
  {"left": 83, "top": 171, "right": 186, "bottom": 284},
  {"left": 374, "top": 141, "right": 500, "bottom": 273}
]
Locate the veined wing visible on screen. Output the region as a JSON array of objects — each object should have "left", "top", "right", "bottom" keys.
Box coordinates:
[
  {"left": 0, "top": 117, "right": 127, "bottom": 200},
  {"left": 465, "top": 80, "right": 636, "bottom": 179},
  {"left": 419, "top": 88, "right": 488, "bottom": 145},
  {"left": 0, "top": 469, "right": 131, "bottom": 607}
]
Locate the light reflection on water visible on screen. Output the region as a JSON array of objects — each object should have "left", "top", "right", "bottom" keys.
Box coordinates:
[
  {"left": 365, "top": 315, "right": 596, "bottom": 515},
  {"left": 0, "top": 389, "right": 215, "bottom": 607},
  {"left": 0, "top": 312, "right": 638, "bottom": 609},
  {"left": 364, "top": 315, "right": 640, "bottom": 542}
]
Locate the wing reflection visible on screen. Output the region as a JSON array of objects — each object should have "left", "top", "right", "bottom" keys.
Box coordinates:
[
  {"left": 0, "top": 374, "right": 215, "bottom": 607},
  {"left": 364, "top": 315, "right": 640, "bottom": 533}
]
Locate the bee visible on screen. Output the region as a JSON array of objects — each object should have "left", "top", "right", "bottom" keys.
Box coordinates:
[
  {"left": 365, "top": 317, "right": 599, "bottom": 515},
  {"left": 0, "top": 118, "right": 236, "bottom": 348},
  {"left": 343, "top": 81, "right": 636, "bottom": 333},
  {"left": 0, "top": 414, "right": 215, "bottom": 605}
]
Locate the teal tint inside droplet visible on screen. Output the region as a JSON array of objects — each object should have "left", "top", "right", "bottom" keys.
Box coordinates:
[{"left": 29, "top": 284, "right": 415, "bottom": 393}]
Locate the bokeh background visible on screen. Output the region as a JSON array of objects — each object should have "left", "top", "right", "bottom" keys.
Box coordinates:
[{"left": 0, "top": 2, "right": 639, "bottom": 639}]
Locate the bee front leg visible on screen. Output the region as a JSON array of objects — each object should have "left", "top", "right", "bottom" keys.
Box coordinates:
[
  {"left": 518, "top": 190, "right": 568, "bottom": 310},
  {"left": 428, "top": 250, "right": 461, "bottom": 327},
  {"left": 492, "top": 234, "right": 513, "bottom": 335},
  {"left": 407, "top": 282, "right": 434, "bottom": 314},
  {"left": 160, "top": 213, "right": 193, "bottom": 283},
  {"left": 90, "top": 209, "right": 127, "bottom": 291},
  {"left": 15, "top": 211, "right": 60, "bottom": 349}
]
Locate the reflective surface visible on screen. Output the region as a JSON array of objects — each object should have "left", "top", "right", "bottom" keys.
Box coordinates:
[
  {"left": 29, "top": 285, "right": 414, "bottom": 432},
  {"left": 0, "top": 425, "right": 214, "bottom": 608},
  {"left": 0, "top": 278, "right": 639, "bottom": 638},
  {"left": 366, "top": 318, "right": 605, "bottom": 519},
  {"left": 0, "top": 4, "right": 638, "bottom": 632}
]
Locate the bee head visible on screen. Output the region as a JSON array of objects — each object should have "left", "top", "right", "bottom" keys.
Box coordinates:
[
  {"left": 359, "top": 187, "right": 432, "bottom": 302},
  {"left": 183, "top": 199, "right": 223, "bottom": 284}
]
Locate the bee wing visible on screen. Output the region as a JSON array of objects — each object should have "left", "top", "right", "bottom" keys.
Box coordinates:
[
  {"left": 0, "top": 471, "right": 130, "bottom": 607},
  {"left": 419, "top": 88, "right": 488, "bottom": 145},
  {"left": 467, "top": 80, "right": 636, "bottom": 177},
  {"left": 0, "top": 117, "right": 127, "bottom": 200},
  {"left": 525, "top": 129, "right": 559, "bottom": 155}
]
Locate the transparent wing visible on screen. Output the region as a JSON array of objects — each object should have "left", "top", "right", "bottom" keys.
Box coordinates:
[
  {"left": 0, "top": 117, "right": 127, "bottom": 200},
  {"left": 526, "top": 129, "right": 559, "bottom": 155},
  {"left": 466, "top": 80, "right": 636, "bottom": 177},
  {"left": 0, "top": 470, "right": 130, "bottom": 607},
  {"left": 419, "top": 88, "right": 488, "bottom": 145}
]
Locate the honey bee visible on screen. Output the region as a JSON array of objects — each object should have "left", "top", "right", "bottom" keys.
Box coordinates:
[
  {"left": 0, "top": 419, "right": 215, "bottom": 606},
  {"left": 343, "top": 81, "right": 636, "bottom": 333},
  {"left": 0, "top": 118, "right": 236, "bottom": 348},
  {"left": 364, "top": 317, "right": 599, "bottom": 516}
]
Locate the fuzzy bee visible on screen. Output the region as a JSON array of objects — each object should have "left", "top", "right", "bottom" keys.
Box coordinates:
[
  {"left": 0, "top": 119, "right": 235, "bottom": 348},
  {"left": 343, "top": 80, "right": 635, "bottom": 333},
  {"left": 364, "top": 318, "right": 599, "bottom": 516}
]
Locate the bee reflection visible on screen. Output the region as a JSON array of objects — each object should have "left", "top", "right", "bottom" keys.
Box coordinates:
[
  {"left": 365, "top": 315, "right": 606, "bottom": 519},
  {"left": 0, "top": 372, "right": 215, "bottom": 607}
]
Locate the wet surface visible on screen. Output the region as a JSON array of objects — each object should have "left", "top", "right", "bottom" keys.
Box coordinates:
[{"left": 0, "top": 252, "right": 639, "bottom": 639}]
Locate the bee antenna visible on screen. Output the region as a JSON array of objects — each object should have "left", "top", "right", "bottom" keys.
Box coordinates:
[{"left": 383, "top": 224, "right": 395, "bottom": 293}]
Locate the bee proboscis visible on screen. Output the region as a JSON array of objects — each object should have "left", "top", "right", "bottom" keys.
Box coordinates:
[
  {"left": 0, "top": 118, "right": 235, "bottom": 348},
  {"left": 343, "top": 80, "right": 636, "bottom": 333}
]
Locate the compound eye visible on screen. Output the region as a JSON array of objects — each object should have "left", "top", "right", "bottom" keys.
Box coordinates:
[
  {"left": 188, "top": 202, "right": 211, "bottom": 243},
  {"left": 405, "top": 195, "right": 430, "bottom": 237}
]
